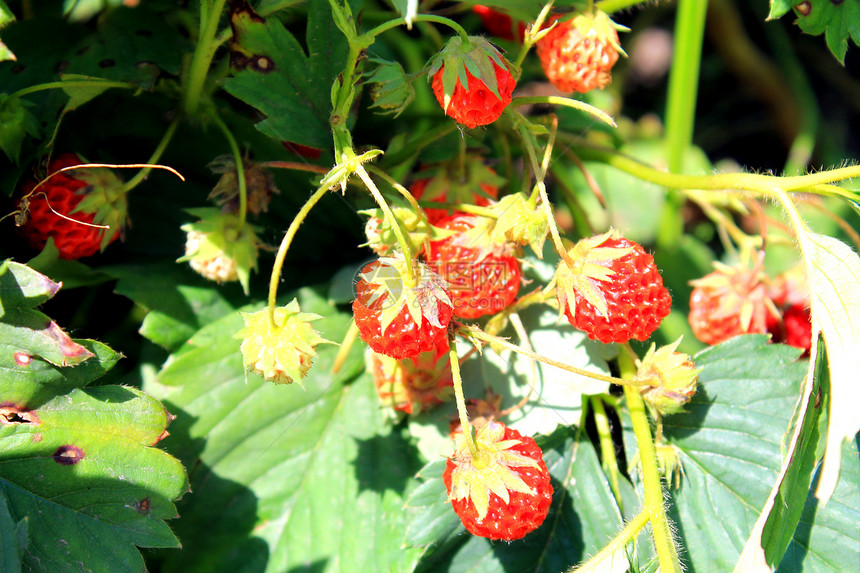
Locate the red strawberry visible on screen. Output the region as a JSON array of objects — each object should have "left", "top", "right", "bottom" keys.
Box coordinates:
[
  {"left": 473, "top": 5, "right": 526, "bottom": 42},
  {"left": 426, "top": 214, "right": 521, "bottom": 319},
  {"left": 409, "top": 159, "right": 502, "bottom": 224},
  {"left": 688, "top": 256, "right": 779, "bottom": 346},
  {"left": 782, "top": 304, "right": 812, "bottom": 353},
  {"left": 428, "top": 36, "right": 516, "bottom": 128},
  {"left": 18, "top": 153, "right": 127, "bottom": 260},
  {"left": 352, "top": 253, "right": 454, "bottom": 359},
  {"left": 444, "top": 421, "right": 553, "bottom": 540},
  {"left": 555, "top": 230, "right": 671, "bottom": 344},
  {"left": 536, "top": 11, "right": 623, "bottom": 94},
  {"left": 367, "top": 338, "right": 453, "bottom": 414}
]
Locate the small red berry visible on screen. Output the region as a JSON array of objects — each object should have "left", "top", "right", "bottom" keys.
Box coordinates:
[
  {"left": 555, "top": 231, "right": 671, "bottom": 344},
  {"left": 352, "top": 253, "right": 453, "bottom": 359},
  {"left": 367, "top": 338, "right": 453, "bottom": 414},
  {"left": 782, "top": 304, "right": 812, "bottom": 353},
  {"left": 19, "top": 153, "right": 127, "bottom": 260},
  {"left": 428, "top": 36, "right": 516, "bottom": 128},
  {"left": 472, "top": 5, "right": 526, "bottom": 42},
  {"left": 536, "top": 11, "right": 622, "bottom": 94},
  {"left": 426, "top": 214, "right": 521, "bottom": 319},
  {"left": 444, "top": 421, "right": 553, "bottom": 541},
  {"left": 688, "top": 256, "right": 779, "bottom": 346}
]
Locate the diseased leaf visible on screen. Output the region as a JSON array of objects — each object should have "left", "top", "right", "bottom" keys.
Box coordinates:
[
  {"left": 222, "top": 0, "right": 350, "bottom": 149},
  {"left": 0, "top": 385, "right": 188, "bottom": 573}
]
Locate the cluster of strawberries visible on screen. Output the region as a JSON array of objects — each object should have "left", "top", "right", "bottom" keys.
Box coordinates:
[{"left": 12, "top": 3, "right": 812, "bottom": 544}]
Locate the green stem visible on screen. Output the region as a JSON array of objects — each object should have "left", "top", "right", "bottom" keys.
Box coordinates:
[
  {"left": 448, "top": 331, "right": 477, "bottom": 454},
  {"left": 510, "top": 96, "right": 617, "bottom": 128},
  {"left": 267, "top": 184, "right": 330, "bottom": 328},
  {"left": 592, "top": 395, "right": 623, "bottom": 509},
  {"left": 120, "top": 117, "right": 180, "bottom": 193},
  {"left": 570, "top": 143, "right": 860, "bottom": 196},
  {"left": 660, "top": 0, "right": 709, "bottom": 247},
  {"left": 355, "top": 166, "right": 417, "bottom": 283},
  {"left": 210, "top": 113, "right": 248, "bottom": 228},
  {"left": 565, "top": 511, "right": 650, "bottom": 573},
  {"left": 460, "top": 325, "right": 639, "bottom": 387},
  {"left": 10, "top": 79, "right": 137, "bottom": 99},
  {"left": 366, "top": 166, "right": 423, "bottom": 214},
  {"left": 183, "top": 0, "right": 228, "bottom": 116},
  {"left": 360, "top": 14, "right": 470, "bottom": 46},
  {"left": 620, "top": 350, "right": 682, "bottom": 573},
  {"left": 596, "top": 0, "right": 650, "bottom": 14}
]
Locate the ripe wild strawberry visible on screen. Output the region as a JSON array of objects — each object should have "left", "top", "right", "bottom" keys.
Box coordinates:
[
  {"left": 536, "top": 10, "right": 623, "bottom": 94},
  {"left": 19, "top": 153, "right": 127, "bottom": 260},
  {"left": 366, "top": 339, "right": 453, "bottom": 414},
  {"left": 352, "top": 252, "right": 453, "bottom": 359},
  {"left": 427, "top": 36, "right": 516, "bottom": 128},
  {"left": 235, "top": 299, "right": 333, "bottom": 385},
  {"left": 426, "top": 214, "right": 521, "bottom": 319},
  {"left": 782, "top": 304, "right": 812, "bottom": 353},
  {"left": 444, "top": 421, "right": 553, "bottom": 540},
  {"left": 688, "top": 255, "right": 779, "bottom": 346},
  {"left": 179, "top": 208, "right": 260, "bottom": 294},
  {"left": 555, "top": 230, "right": 671, "bottom": 344},
  {"left": 409, "top": 158, "right": 503, "bottom": 224}
]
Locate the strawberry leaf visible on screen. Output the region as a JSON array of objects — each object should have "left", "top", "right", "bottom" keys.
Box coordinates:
[
  {"left": 0, "top": 95, "right": 38, "bottom": 163},
  {"left": 0, "top": 385, "right": 188, "bottom": 573},
  {"left": 222, "top": 0, "right": 351, "bottom": 149},
  {"left": 768, "top": 0, "right": 859, "bottom": 63},
  {"left": 145, "top": 288, "right": 425, "bottom": 573}
]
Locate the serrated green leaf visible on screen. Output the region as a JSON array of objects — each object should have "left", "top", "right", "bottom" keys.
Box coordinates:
[
  {"left": 58, "top": 73, "right": 119, "bottom": 111},
  {"left": 145, "top": 288, "right": 424, "bottom": 573},
  {"left": 222, "top": 0, "right": 349, "bottom": 149},
  {"left": 623, "top": 336, "right": 808, "bottom": 571},
  {"left": 769, "top": 0, "right": 860, "bottom": 63},
  {"left": 0, "top": 95, "right": 38, "bottom": 163},
  {"left": 0, "top": 385, "right": 188, "bottom": 573}
]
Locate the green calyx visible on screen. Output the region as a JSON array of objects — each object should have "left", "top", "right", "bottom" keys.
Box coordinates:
[
  {"left": 70, "top": 166, "right": 128, "bottom": 251},
  {"left": 426, "top": 35, "right": 514, "bottom": 112},
  {"left": 359, "top": 205, "right": 429, "bottom": 256},
  {"left": 485, "top": 193, "right": 548, "bottom": 258},
  {"left": 178, "top": 207, "right": 260, "bottom": 295}
]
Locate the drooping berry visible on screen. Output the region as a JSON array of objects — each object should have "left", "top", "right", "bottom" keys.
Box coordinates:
[
  {"left": 688, "top": 255, "right": 779, "bottom": 346},
  {"left": 428, "top": 36, "right": 516, "bottom": 128},
  {"left": 444, "top": 421, "right": 553, "bottom": 540},
  {"left": 235, "top": 299, "right": 333, "bottom": 385},
  {"left": 426, "top": 214, "right": 521, "bottom": 319},
  {"left": 536, "top": 11, "right": 623, "bottom": 94},
  {"left": 18, "top": 153, "right": 127, "bottom": 259},
  {"left": 555, "top": 230, "right": 671, "bottom": 344},
  {"left": 179, "top": 208, "right": 260, "bottom": 294},
  {"left": 366, "top": 338, "right": 453, "bottom": 414},
  {"left": 352, "top": 252, "right": 453, "bottom": 359}
]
